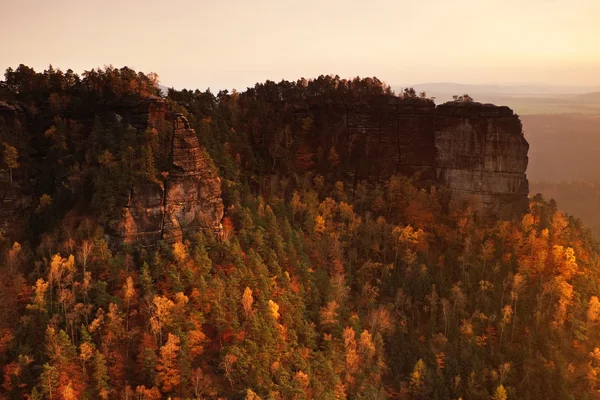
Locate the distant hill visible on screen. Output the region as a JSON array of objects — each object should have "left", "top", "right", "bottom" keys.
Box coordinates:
[
  {"left": 577, "top": 92, "right": 600, "bottom": 101},
  {"left": 392, "top": 83, "right": 600, "bottom": 114},
  {"left": 396, "top": 82, "right": 600, "bottom": 96}
]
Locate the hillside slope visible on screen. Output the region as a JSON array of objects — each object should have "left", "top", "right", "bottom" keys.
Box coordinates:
[{"left": 0, "top": 65, "right": 599, "bottom": 399}]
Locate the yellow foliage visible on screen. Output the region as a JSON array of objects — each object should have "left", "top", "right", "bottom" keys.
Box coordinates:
[
  {"left": 410, "top": 359, "right": 427, "bottom": 393},
  {"left": 492, "top": 384, "right": 507, "bottom": 400},
  {"left": 553, "top": 245, "right": 578, "bottom": 280},
  {"left": 268, "top": 300, "right": 280, "bottom": 320},
  {"left": 393, "top": 225, "right": 425, "bottom": 246},
  {"left": 314, "top": 215, "right": 326, "bottom": 234},
  {"left": 29, "top": 278, "right": 49, "bottom": 311},
  {"left": 156, "top": 333, "right": 181, "bottom": 393},
  {"left": 502, "top": 305, "right": 513, "bottom": 325},
  {"left": 61, "top": 382, "right": 77, "bottom": 400},
  {"left": 36, "top": 194, "right": 53, "bottom": 214},
  {"left": 242, "top": 287, "right": 254, "bottom": 315},
  {"left": 123, "top": 276, "right": 135, "bottom": 304},
  {"left": 588, "top": 296, "right": 600, "bottom": 326},
  {"left": 174, "top": 292, "right": 189, "bottom": 309},
  {"left": 460, "top": 319, "right": 474, "bottom": 338},
  {"left": 521, "top": 213, "right": 535, "bottom": 232},
  {"left": 79, "top": 341, "right": 94, "bottom": 363},
  {"left": 245, "top": 389, "right": 262, "bottom": 400},
  {"left": 172, "top": 242, "right": 187, "bottom": 264},
  {"left": 552, "top": 277, "right": 574, "bottom": 328},
  {"left": 151, "top": 295, "right": 175, "bottom": 335}
]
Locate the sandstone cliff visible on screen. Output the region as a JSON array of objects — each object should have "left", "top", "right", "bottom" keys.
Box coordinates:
[
  {"left": 108, "top": 105, "right": 224, "bottom": 246},
  {"left": 435, "top": 101, "right": 529, "bottom": 218},
  {"left": 0, "top": 91, "right": 528, "bottom": 248},
  {"left": 323, "top": 97, "right": 529, "bottom": 218},
  {"left": 0, "top": 97, "right": 224, "bottom": 246}
]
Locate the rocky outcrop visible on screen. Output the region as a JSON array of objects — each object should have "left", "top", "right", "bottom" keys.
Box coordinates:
[
  {"left": 0, "top": 88, "right": 527, "bottom": 249},
  {"left": 109, "top": 107, "right": 224, "bottom": 246},
  {"left": 435, "top": 102, "right": 529, "bottom": 218},
  {"left": 1, "top": 95, "right": 223, "bottom": 247},
  {"left": 162, "top": 114, "right": 224, "bottom": 242},
  {"left": 319, "top": 97, "right": 529, "bottom": 218}
]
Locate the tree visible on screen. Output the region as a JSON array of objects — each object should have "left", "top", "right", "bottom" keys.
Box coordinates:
[
  {"left": 268, "top": 300, "right": 280, "bottom": 321},
  {"left": 150, "top": 295, "right": 174, "bottom": 344},
  {"left": 493, "top": 384, "right": 508, "bottom": 400},
  {"left": 2, "top": 142, "right": 18, "bottom": 184},
  {"left": 155, "top": 333, "right": 181, "bottom": 393},
  {"left": 242, "top": 287, "right": 254, "bottom": 316},
  {"left": 409, "top": 359, "right": 428, "bottom": 399},
  {"left": 36, "top": 194, "right": 53, "bottom": 214},
  {"left": 588, "top": 296, "right": 600, "bottom": 328},
  {"left": 93, "top": 351, "right": 110, "bottom": 399},
  {"left": 37, "top": 364, "right": 59, "bottom": 399},
  {"left": 453, "top": 94, "right": 474, "bottom": 102}
]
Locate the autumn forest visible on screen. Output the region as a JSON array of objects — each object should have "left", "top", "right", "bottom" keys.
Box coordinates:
[{"left": 1, "top": 64, "right": 600, "bottom": 400}]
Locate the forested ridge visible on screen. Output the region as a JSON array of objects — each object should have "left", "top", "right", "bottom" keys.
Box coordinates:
[{"left": 1, "top": 65, "right": 600, "bottom": 399}]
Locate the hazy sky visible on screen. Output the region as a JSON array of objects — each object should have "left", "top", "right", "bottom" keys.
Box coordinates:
[{"left": 2, "top": 0, "right": 599, "bottom": 90}]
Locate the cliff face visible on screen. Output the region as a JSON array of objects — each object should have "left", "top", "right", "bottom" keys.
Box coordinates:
[
  {"left": 345, "top": 97, "right": 436, "bottom": 181},
  {"left": 314, "top": 97, "right": 529, "bottom": 218},
  {"left": 0, "top": 97, "right": 224, "bottom": 246},
  {"left": 108, "top": 106, "right": 224, "bottom": 246},
  {"left": 435, "top": 102, "right": 529, "bottom": 218},
  {"left": 1, "top": 91, "right": 528, "bottom": 248}
]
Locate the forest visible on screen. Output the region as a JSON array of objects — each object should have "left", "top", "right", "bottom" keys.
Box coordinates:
[{"left": 1, "top": 64, "right": 600, "bottom": 400}]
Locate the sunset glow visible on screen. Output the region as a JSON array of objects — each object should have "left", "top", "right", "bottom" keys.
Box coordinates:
[{"left": 2, "top": 0, "right": 599, "bottom": 89}]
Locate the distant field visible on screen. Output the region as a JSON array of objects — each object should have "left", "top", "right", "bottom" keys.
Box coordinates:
[
  {"left": 484, "top": 95, "right": 600, "bottom": 115},
  {"left": 402, "top": 83, "right": 600, "bottom": 115}
]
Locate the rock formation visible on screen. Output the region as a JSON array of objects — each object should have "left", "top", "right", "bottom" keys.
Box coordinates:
[
  {"left": 338, "top": 97, "right": 529, "bottom": 218},
  {"left": 1, "top": 96, "right": 224, "bottom": 247},
  {"left": 108, "top": 105, "right": 224, "bottom": 246},
  {"left": 434, "top": 102, "right": 529, "bottom": 218},
  {"left": 0, "top": 91, "right": 528, "bottom": 248}
]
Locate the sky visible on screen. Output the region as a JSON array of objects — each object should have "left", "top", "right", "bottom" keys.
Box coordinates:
[{"left": 1, "top": 0, "right": 600, "bottom": 91}]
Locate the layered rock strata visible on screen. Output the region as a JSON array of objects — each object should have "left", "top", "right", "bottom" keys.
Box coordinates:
[{"left": 434, "top": 102, "right": 529, "bottom": 218}]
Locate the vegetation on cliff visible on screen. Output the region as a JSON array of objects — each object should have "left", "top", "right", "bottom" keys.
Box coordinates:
[{"left": 0, "top": 65, "right": 599, "bottom": 399}]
